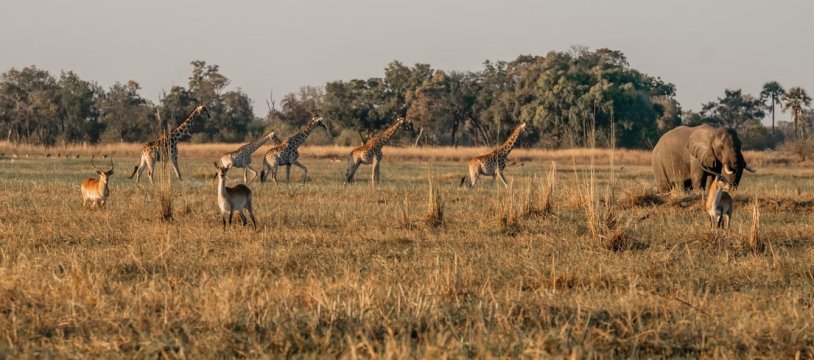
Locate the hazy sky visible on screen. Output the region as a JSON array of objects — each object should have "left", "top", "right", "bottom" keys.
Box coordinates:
[{"left": 2, "top": 0, "right": 813, "bottom": 125}]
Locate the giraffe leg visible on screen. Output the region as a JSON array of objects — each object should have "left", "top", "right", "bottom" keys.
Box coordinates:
[
  {"left": 346, "top": 155, "right": 360, "bottom": 183},
  {"left": 130, "top": 156, "right": 147, "bottom": 183},
  {"left": 285, "top": 165, "right": 292, "bottom": 183},
  {"left": 171, "top": 149, "right": 182, "bottom": 180},
  {"left": 260, "top": 158, "right": 270, "bottom": 183},
  {"left": 245, "top": 165, "right": 258, "bottom": 185},
  {"left": 372, "top": 157, "right": 382, "bottom": 184},
  {"left": 468, "top": 165, "right": 479, "bottom": 188},
  {"left": 145, "top": 158, "right": 155, "bottom": 184},
  {"left": 496, "top": 170, "right": 509, "bottom": 188},
  {"left": 271, "top": 164, "right": 279, "bottom": 184},
  {"left": 293, "top": 161, "right": 308, "bottom": 184}
]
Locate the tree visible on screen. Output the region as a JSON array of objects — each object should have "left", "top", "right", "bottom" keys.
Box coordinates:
[
  {"left": 760, "top": 81, "right": 785, "bottom": 135},
  {"left": 700, "top": 89, "right": 765, "bottom": 131},
  {"left": 0, "top": 66, "right": 60, "bottom": 144},
  {"left": 97, "top": 81, "right": 155, "bottom": 143},
  {"left": 57, "top": 71, "right": 104, "bottom": 144},
  {"left": 782, "top": 86, "right": 812, "bottom": 140}
]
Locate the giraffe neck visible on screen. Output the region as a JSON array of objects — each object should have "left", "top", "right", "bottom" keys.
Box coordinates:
[
  {"left": 168, "top": 107, "right": 205, "bottom": 143},
  {"left": 368, "top": 118, "right": 403, "bottom": 149},
  {"left": 287, "top": 120, "right": 319, "bottom": 149},
  {"left": 238, "top": 132, "right": 275, "bottom": 155},
  {"left": 497, "top": 124, "right": 525, "bottom": 156}
]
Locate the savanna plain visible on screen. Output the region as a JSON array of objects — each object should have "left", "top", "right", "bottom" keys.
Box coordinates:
[{"left": 1, "top": 143, "right": 813, "bottom": 358}]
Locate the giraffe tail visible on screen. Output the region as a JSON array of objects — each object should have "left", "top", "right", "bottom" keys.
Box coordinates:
[
  {"left": 260, "top": 169, "right": 266, "bottom": 183},
  {"left": 460, "top": 176, "right": 467, "bottom": 187},
  {"left": 128, "top": 164, "right": 139, "bottom": 179}
]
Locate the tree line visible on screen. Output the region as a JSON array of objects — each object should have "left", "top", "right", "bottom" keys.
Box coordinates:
[{"left": 1, "top": 48, "right": 811, "bottom": 150}]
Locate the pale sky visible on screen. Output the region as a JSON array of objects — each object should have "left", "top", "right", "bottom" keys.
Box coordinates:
[{"left": 2, "top": 0, "right": 813, "bottom": 125}]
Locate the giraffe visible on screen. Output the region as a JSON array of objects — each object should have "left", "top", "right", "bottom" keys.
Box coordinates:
[
  {"left": 219, "top": 131, "right": 281, "bottom": 184},
  {"left": 129, "top": 105, "right": 209, "bottom": 183},
  {"left": 345, "top": 117, "right": 406, "bottom": 184},
  {"left": 260, "top": 116, "right": 330, "bottom": 184},
  {"left": 460, "top": 122, "right": 527, "bottom": 188}
]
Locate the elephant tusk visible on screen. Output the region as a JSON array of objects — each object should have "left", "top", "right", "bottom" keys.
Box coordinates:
[
  {"left": 745, "top": 164, "right": 756, "bottom": 173},
  {"left": 723, "top": 164, "right": 734, "bottom": 175}
]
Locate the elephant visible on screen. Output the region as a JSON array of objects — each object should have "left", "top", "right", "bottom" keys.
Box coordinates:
[{"left": 652, "top": 124, "right": 755, "bottom": 192}]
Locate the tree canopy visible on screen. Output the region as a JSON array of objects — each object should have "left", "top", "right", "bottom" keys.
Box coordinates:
[{"left": 0, "top": 49, "right": 805, "bottom": 150}]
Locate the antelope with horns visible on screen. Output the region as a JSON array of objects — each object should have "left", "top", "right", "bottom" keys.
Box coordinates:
[
  {"left": 81, "top": 155, "right": 115, "bottom": 209},
  {"left": 214, "top": 162, "right": 258, "bottom": 230},
  {"left": 706, "top": 175, "right": 733, "bottom": 229}
]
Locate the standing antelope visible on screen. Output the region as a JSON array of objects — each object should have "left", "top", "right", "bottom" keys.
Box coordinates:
[
  {"left": 214, "top": 163, "right": 258, "bottom": 230},
  {"left": 706, "top": 175, "right": 733, "bottom": 229},
  {"left": 81, "top": 155, "right": 115, "bottom": 209}
]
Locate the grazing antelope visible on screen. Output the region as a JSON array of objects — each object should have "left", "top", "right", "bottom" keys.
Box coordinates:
[
  {"left": 706, "top": 175, "right": 733, "bottom": 229},
  {"left": 214, "top": 163, "right": 258, "bottom": 230},
  {"left": 81, "top": 155, "right": 115, "bottom": 209},
  {"left": 461, "top": 122, "right": 527, "bottom": 188}
]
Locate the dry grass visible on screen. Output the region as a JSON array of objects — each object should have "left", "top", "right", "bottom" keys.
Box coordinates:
[{"left": 1, "top": 146, "right": 813, "bottom": 357}]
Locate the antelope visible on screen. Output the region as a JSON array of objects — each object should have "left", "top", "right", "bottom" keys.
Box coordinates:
[
  {"left": 81, "top": 155, "right": 115, "bottom": 209},
  {"left": 214, "top": 162, "right": 258, "bottom": 230},
  {"left": 706, "top": 175, "right": 733, "bottom": 229}
]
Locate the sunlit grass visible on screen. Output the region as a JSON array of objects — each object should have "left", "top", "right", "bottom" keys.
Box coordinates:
[{"left": 0, "top": 145, "right": 812, "bottom": 357}]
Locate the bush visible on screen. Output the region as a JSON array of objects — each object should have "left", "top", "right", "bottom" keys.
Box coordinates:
[
  {"left": 335, "top": 129, "right": 363, "bottom": 147},
  {"left": 740, "top": 124, "right": 774, "bottom": 150}
]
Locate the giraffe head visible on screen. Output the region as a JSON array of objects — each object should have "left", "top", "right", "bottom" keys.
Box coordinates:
[{"left": 311, "top": 115, "right": 332, "bottom": 138}]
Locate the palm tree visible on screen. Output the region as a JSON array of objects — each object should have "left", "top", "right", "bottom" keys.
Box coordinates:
[
  {"left": 782, "top": 87, "right": 812, "bottom": 140},
  {"left": 760, "top": 81, "right": 785, "bottom": 135}
]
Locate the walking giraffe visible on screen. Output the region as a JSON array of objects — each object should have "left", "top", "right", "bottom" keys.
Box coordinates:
[
  {"left": 345, "top": 117, "right": 406, "bottom": 184},
  {"left": 460, "top": 122, "right": 527, "bottom": 188},
  {"left": 260, "top": 116, "right": 331, "bottom": 184},
  {"left": 129, "top": 105, "right": 209, "bottom": 183},
  {"left": 219, "top": 131, "right": 281, "bottom": 184}
]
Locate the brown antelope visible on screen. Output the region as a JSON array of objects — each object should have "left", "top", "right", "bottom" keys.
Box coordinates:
[
  {"left": 214, "top": 162, "right": 258, "bottom": 230},
  {"left": 706, "top": 175, "right": 733, "bottom": 229},
  {"left": 81, "top": 155, "right": 115, "bottom": 209}
]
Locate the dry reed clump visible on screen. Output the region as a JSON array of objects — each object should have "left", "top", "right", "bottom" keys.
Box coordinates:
[
  {"left": 397, "top": 194, "right": 417, "bottom": 230},
  {"left": 619, "top": 185, "right": 664, "bottom": 209},
  {"left": 743, "top": 198, "right": 765, "bottom": 252},
  {"left": 521, "top": 163, "right": 557, "bottom": 218},
  {"left": 425, "top": 176, "right": 444, "bottom": 227},
  {"left": 577, "top": 174, "right": 631, "bottom": 251},
  {"left": 496, "top": 183, "right": 520, "bottom": 232}
]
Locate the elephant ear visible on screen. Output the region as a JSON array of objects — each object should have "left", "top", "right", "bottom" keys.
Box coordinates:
[{"left": 687, "top": 128, "right": 716, "bottom": 168}]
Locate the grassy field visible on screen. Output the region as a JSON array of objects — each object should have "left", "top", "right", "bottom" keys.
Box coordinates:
[{"left": 1, "top": 144, "right": 813, "bottom": 358}]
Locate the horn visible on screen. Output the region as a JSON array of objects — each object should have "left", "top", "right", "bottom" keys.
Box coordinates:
[
  {"left": 108, "top": 157, "right": 114, "bottom": 172},
  {"left": 723, "top": 164, "right": 734, "bottom": 175},
  {"left": 745, "top": 164, "right": 756, "bottom": 173},
  {"left": 91, "top": 155, "right": 102, "bottom": 172}
]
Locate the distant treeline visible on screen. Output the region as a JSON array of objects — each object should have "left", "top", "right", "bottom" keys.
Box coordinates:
[{"left": 1, "top": 48, "right": 810, "bottom": 149}]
